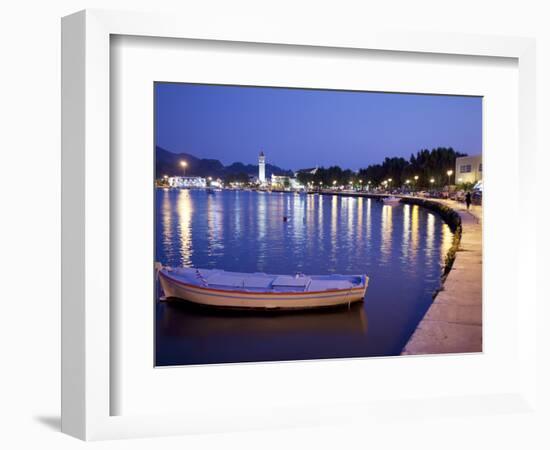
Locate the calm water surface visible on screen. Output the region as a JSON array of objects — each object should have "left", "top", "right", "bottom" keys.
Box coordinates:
[{"left": 155, "top": 189, "right": 453, "bottom": 365}]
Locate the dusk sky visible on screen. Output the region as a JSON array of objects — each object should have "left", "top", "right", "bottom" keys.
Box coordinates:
[{"left": 155, "top": 83, "right": 482, "bottom": 171}]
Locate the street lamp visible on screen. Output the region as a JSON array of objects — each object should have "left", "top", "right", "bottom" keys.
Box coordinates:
[
  {"left": 446, "top": 170, "right": 453, "bottom": 187},
  {"left": 180, "top": 160, "right": 188, "bottom": 176},
  {"left": 412, "top": 175, "right": 419, "bottom": 195}
]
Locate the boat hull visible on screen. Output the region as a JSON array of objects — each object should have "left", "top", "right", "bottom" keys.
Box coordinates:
[{"left": 159, "top": 271, "right": 368, "bottom": 310}]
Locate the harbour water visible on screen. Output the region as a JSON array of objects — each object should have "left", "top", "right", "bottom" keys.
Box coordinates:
[{"left": 155, "top": 188, "right": 453, "bottom": 366}]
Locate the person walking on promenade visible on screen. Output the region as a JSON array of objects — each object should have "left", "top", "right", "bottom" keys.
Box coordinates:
[{"left": 465, "top": 191, "right": 472, "bottom": 210}]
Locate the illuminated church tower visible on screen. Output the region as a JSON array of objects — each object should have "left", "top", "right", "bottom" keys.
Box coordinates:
[{"left": 258, "top": 151, "right": 266, "bottom": 183}]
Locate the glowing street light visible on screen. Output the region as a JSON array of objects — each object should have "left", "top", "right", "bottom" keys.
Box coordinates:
[
  {"left": 446, "top": 169, "right": 453, "bottom": 189},
  {"left": 430, "top": 178, "right": 435, "bottom": 185},
  {"left": 180, "top": 160, "right": 188, "bottom": 176},
  {"left": 412, "top": 175, "right": 419, "bottom": 194},
  {"left": 332, "top": 180, "right": 337, "bottom": 186}
]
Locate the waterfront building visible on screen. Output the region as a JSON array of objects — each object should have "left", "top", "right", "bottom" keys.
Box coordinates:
[
  {"left": 209, "top": 178, "right": 223, "bottom": 188},
  {"left": 455, "top": 154, "right": 482, "bottom": 184},
  {"left": 271, "top": 174, "right": 304, "bottom": 190},
  {"left": 271, "top": 174, "right": 291, "bottom": 189},
  {"left": 258, "top": 151, "right": 266, "bottom": 183},
  {"left": 168, "top": 176, "right": 207, "bottom": 189}
]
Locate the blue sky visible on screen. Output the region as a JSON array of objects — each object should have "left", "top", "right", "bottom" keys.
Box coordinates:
[{"left": 155, "top": 83, "right": 482, "bottom": 171}]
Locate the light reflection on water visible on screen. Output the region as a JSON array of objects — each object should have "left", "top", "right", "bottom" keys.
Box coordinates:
[{"left": 155, "top": 189, "right": 453, "bottom": 365}]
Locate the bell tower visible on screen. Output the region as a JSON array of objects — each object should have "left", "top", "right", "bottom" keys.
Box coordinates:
[{"left": 258, "top": 151, "right": 266, "bottom": 183}]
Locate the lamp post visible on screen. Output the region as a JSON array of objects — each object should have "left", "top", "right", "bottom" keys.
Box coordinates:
[
  {"left": 180, "top": 160, "right": 188, "bottom": 177},
  {"left": 405, "top": 179, "right": 410, "bottom": 193},
  {"left": 430, "top": 178, "right": 435, "bottom": 193},
  {"left": 446, "top": 170, "right": 453, "bottom": 188},
  {"left": 332, "top": 180, "right": 337, "bottom": 190},
  {"left": 359, "top": 179, "right": 363, "bottom": 191}
]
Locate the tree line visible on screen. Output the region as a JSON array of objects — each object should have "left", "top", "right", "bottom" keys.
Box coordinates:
[{"left": 296, "top": 147, "right": 466, "bottom": 189}]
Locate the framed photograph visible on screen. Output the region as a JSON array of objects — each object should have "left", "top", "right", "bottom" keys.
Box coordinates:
[{"left": 62, "top": 9, "right": 538, "bottom": 440}]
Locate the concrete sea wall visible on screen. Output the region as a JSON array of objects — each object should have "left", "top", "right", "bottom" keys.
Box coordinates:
[{"left": 401, "top": 198, "right": 482, "bottom": 355}]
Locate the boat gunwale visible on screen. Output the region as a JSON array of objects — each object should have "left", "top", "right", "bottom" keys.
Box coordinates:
[{"left": 159, "top": 270, "right": 368, "bottom": 297}]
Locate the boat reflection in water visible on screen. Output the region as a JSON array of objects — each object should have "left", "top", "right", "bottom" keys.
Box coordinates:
[
  {"left": 155, "top": 188, "right": 453, "bottom": 366},
  {"left": 156, "top": 300, "right": 367, "bottom": 366}
]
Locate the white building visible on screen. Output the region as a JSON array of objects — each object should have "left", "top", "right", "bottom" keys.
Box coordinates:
[
  {"left": 271, "top": 174, "right": 304, "bottom": 190},
  {"left": 271, "top": 174, "right": 290, "bottom": 189},
  {"left": 168, "top": 176, "right": 207, "bottom": 189},
  {"left": 258, "top": 151, "right": 266, "bottom": 183},
  {"left": 455, "top": 154, "right": 482, "bottom": 184}
]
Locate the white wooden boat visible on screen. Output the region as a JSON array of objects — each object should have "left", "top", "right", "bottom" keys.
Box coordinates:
[
  {"left": 382, "top": 196, "right": 401, "bottom": 205},
  {"left": 157, "top": 265, "right": 368, "bottom": 310}
]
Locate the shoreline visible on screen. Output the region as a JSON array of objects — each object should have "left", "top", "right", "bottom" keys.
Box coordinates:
[
  {"left": 401, "top": 198, "right": 482, "bottom": 355},
  {"left": 326, "top": 191, "right": 482, "bottom": 355}
]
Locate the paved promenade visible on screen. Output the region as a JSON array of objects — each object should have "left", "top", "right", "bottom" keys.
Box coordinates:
[{"left": 401, "top": 200, "right": 482, "bottom": 355}]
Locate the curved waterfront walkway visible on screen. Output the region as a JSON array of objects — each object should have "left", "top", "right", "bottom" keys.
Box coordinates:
[
  {"left": 312, "top": 190, "right": 482, "bottom": 354},
  {"left": 401, "top": 200, "right": 482, "bottom": 355}
]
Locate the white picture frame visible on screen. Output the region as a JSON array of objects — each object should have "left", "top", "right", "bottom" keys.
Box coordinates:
[{"left": 61, "top": 9, "right": 538, "bottom": 441}]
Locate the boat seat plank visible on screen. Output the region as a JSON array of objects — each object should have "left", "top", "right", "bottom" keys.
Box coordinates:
[
  {"left": 307, "top": 280, "right": 353, "bottom": 291},
  {"left": 272, "top": 276, "right": 309, "bottom": 287},
  {"left": 205, "top": 273, "right": 244, "bottom": 287},
  {"left": 242, "top": 277, "right": 274, "bottom": 289}
]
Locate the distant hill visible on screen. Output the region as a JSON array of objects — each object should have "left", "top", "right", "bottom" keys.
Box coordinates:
[{"left": 155, "top": 146, "right": 293, "bottom": 179}]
